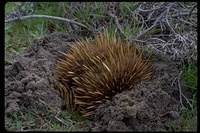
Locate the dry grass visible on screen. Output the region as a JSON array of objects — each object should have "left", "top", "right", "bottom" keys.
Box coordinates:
[{"left": 5, "top": 2, "right": 197, "bottom": 131}]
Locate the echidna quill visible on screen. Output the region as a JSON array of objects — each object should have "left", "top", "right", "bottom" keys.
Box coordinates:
[{"left": 55, "top": 30, "right": 152, "bottom": 119}]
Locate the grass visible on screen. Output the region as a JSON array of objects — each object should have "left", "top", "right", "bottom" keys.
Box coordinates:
[
  {"left": 5, "top": 2, "right": 66, "bottom": 64},
  {"left": 5, "top": 2, "right": 197, "bottom": 131},
  {"left": 183, "top": 62, "right": 197, "bottom": 94},
  {"left": 180, "top": 62, "right": 197, "bottom": 131},
  {"left": 5, "top": 107, "right": 91, "bottom": 131},
  {"left": 166, "top": 62, "right": 197, "bottom": 132}
]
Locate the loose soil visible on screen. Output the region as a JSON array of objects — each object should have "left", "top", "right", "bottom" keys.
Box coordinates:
[{"left": 4, "top": 32, "right": 192, "bottom": 131}]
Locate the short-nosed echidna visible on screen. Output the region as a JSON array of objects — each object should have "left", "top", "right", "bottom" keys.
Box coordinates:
[{"left": 55, "top": 30, "right": 152, "bottom": 119}]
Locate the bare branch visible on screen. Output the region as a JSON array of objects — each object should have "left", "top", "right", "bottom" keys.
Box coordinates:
[
  {"left": 177, "top": 17, "right": 197, "bottom": 27},
  {"left": 172, "top": 71, "right": 193, "bottom": 110},
  {"left": 138, "top": 5, "right": 162, "bottom": 12},
  {"left": 108, "top": 13, "right": 127, "bottom": 37},
  {"left": 18, "top": 129, "right": 45, "bottom": 132},
  {"left": 171, "top": 11, "right": 197, "bottom": 18},
  {"left": 165, "top": 4, "right": 176, "bottom": 34},
  {"left": 126, "top": 6, "right": 146, "bottom": 29},
  {"left": 129, "top": 2, "right": 197, "bottom": 63},
  {"left": 54, "top": 116, "right": 68, "bottom": 126},
  {"left": 189, "top": 4, "right": 197, "bottom": 16},
  {"left": 5, "top": 14, "right": 90, "bottom": 30},
  {"left": 135, "top": 9, "right": 167, "bottom": 40}
]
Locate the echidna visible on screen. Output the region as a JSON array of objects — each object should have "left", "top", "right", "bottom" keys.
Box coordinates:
[{"left": 55, "top": 30, "right": 152, "bottom": 119}]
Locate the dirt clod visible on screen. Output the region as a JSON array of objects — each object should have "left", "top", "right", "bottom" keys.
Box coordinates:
[
  {"left": 5, "top": 32, "right": 191, "bottom": 131},
  {"left": 89, "top": 61, "right": 188, "bottom": 131}
]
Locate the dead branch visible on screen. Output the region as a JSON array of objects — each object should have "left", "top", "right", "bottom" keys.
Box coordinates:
[
  {"left": 177, "top": 17, "right": 197, "bottom": 27},
  {"left": 126, "top": 6, "right": 146, "bottom": 29},
  {"left": 165, "top": 4, "right": 176, "bottom": 34},
  {"left": 130, "top": 2, "right": 197, "bottom": 63},
  {"left": 189, "top": 4, "right": 197, "bottom": 16},
  {"left": 135, "top": 9, "right": 167, "bottom": 40},
  {"left": 171, "top": 71, "right": 193, "bottom": 111},
  {"left": 172, "top": 11, "right": 197, "bottom": 18},
  {"left": 5, "top": 14, "right": 90, "bottom": 31},
  {"left": 138, "top": 5, "right": 162, "bottom": 12},
  {"left": 108, "top": 13, "right": 127, "bottom": 37},
  {"left": 178, "top": 78, "right": 193, "bottom": 111},
  {"left": 54, "top": 116, "right": 68, "bottom": 126},
  {"left": 18, "top": 129, "right": 45, "bottom": 132}
]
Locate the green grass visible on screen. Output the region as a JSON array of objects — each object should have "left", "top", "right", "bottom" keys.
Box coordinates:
[
  {"left": 5, "top": 2, "right": 66, "bottom": 64},
  {"left": 4, "top": 2, "right": 151, "bottom": 64},
  {"left": 181, "top": 62, "right": 197, "bottom": 131},
  {"left": 5, "top": 2, "right": 197, "bottom": 131},
  {"left": 166, "top": 62, "right": 197, "bottom": 132},
  {"left": 183, "top": 62, "right": 197, "bottom": 94},
  {"left": 5, "top": 107, "right": 91, "bottom": 131}
]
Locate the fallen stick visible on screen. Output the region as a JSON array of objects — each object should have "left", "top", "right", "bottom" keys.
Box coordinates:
[{"left": 5, "top": 14, "right": 89, "bottom": 30}]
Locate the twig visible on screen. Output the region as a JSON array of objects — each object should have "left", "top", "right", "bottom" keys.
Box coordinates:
[
  {"left": 38, "top": 98, "right": 52, "bottom": 110},
  {"left": 108, "top": 13, "right": 127, "bottom": 38},
  {"left": 54, "top": 116, "right": 68, "bottom": 126},
  {"left": 128, "top": 2, "right": 196, "bottom": 62},
  {"left": 5, "top": 14, "right": 90, "bottom": 31},
  {"left": 128, "top": 8, "right": 146, "bottom": 29},
  {"left": 138, "top": 6, "right": 162, "bottom": 12},
  {"left": 172, "top": 11, "right": 197, "bottom": 18},
  {"left": 145, "top": 10, "right": 155, "bottom": 22},
  {"left": 142, "top": 10, "right": 197, "bottom": 24},
  {"left": 165, "top": 4, "right": 176, "bottom": 34},
  {"left": 135, "top": 9, "right": 167, "bottom": 40},
  {"left": 189, "top": 4, "right": 197, "bottom": 17},
  {"left": 172, "top": 71, "right": 193, "bottom": 110},
  {"left": 145, "top": 37, "right": 166, "bottom": 43},
  {"left": 135, "top": 3, "right": 170, "bottom": 39},
  {"left": 129, "top": 36, "right": 146, "bottom": 43},
  {"left": 177, "top": 17, "right": 197, "bottom": 27},
  {"left": 18, "top": 129, "right": 45, "bottom": 132}
]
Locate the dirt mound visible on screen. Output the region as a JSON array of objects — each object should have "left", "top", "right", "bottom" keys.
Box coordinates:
[
  {"left": 89, "top": 61, "right": 190, "bottom": 131},
  {"left": 5, "top": 32, "right": 76, "bottom": 115},
  {"left": 5, "top": 32, "right": 191, "bottom": 131}
]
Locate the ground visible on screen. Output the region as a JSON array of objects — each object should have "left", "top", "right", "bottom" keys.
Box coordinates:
[{"left": 5, "top": 32, "right": 192, "bottom": 131}]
